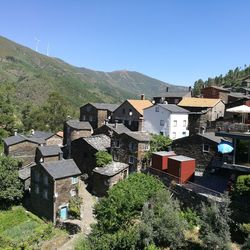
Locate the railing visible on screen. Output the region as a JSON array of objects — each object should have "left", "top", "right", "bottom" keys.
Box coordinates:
[
  {"left": 148, "top": 167, "right": 222, "bottom": 199},
  {"left": 216, "top": 121, "right": 250, "bottom": 133}
]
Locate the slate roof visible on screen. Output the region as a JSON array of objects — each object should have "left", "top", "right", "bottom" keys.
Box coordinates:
[
  {"left": 178, "top": 98, "right": 222, "bottom": 108},
  {"left": 106, "top": 123, "right": 131, "bottom": 134},
  {"left": 93, "top": 161, "right": 129, "bottom": 176},
  {"left": 124, "top": 131, "right": 151, "bottom": 142},
  {"left": 89, "top": 103, "right": 119, "bottom": 112},
  {"left": 228, "top": 93, "right": 250, "bottom": 99},
  {"left": 168, "top": 155, "right": 195, "bottom": 162},
  {"left": 83, "top": 134, "right": 111, "bottom": 151},
  {"left": 19, "top": 164, "right": 35, "bottom": 180},
  {"left": 202, "top": 86, "right": 230, "bottom": 92},
  {"left": 158, "top": 91, "right": 191, "bottom": 98},
  {"left": 42, "top": 159, "right": 81, "bottom": 179},
  {"left": 126, "top": 100, "right": 153, "bottom": 115},
  {"left": 66, "top": 120, "right": 92, "bottom": 130},
  {"left": 4, "top": 134, "right": 45, "bottom": 146},
  {"left": 37, "top": 145, "right": 62, "bottom": 156},
  {"left": 30, "top": 131, "right": 54, "bottom": 140},
  {"left": 158, "top": 104, "right": 190, "bottom": 113},
  {"left": 198, "top": 132, "right": 223, "bottom": 144}
]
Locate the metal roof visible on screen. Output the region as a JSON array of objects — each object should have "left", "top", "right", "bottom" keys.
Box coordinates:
[
  {"left": 93, "top": 161, "right": 129, "bottom": 176},
  {"left": 168, "top": 155, "right": 195, "bottom": 162},
  {"left": 42, "top": 159, "right": 81, "bottom": 179},
  {"left": 37, "top": 145, "right": 62, "bottom": 156},
  {"left": 83, "top": 134, "right": 111, "bottom": 151},
  {"left": 66, "top": 120, "right": 92, "bottom": 130}
]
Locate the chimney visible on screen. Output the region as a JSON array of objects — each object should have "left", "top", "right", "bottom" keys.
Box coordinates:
[
  {"left": 189, "top": 86, "right": 192, "bottom": 92},
  {"left": 31, "top": 129, "right": 35, "bottom": 135},
  {"left": 104, "top": 119, "right": 109, "bottom": 125},
  {"left": 138, "top": 117, "right": 144, "bottom": 132},
  {"left": 166, "top": 87, "right": 169, "bottom": 92},
  {"left": 141, "top": 94, "right": 145, "bottom": 100}
]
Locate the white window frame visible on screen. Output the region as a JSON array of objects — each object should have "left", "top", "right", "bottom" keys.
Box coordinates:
[
  {"left": 203, "top": 144, "right": 210, "bottom": 152},
  {"left": 70, "top": 189, "right": 76, "bottom": 197},
  {"left": 71, "top": 177, "right": 78, "bottom": 184},
  {"left": 183, "top": 120, "right": 187, "bottom": 127},
  {"left": 173, "top": 120, "right": 177, "bottom": 127},
  {"left": 172, "top": 132, "right": 176, "bottom": 139}
]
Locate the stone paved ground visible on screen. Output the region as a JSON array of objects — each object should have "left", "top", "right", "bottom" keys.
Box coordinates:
[{"left": 58, "top": 181, "right": 97, "bottom": 250}]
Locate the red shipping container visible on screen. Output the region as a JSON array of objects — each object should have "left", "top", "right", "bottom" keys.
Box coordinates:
[
  {"left": 152, "top": 151, "right": 176, "bottom": 171},
  {"left": 167, "top": 155, "right": 196, "bottom": 184}
]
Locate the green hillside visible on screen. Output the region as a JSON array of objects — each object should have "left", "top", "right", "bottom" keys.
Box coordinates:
[{"left": 0, "top": 36, "right": 186, "bottom": 108}]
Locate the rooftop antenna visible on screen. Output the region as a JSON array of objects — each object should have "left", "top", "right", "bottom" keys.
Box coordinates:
[
  {"left": 34, "top": 37, "right": 40, "bottom": 52},
  {"left": 46, "top": 43, "right": 50, "bottom": 56}
]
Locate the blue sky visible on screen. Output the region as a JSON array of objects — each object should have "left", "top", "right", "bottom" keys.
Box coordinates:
[{"left": 1, "top": 0, "right": 250, "bottom": 86}]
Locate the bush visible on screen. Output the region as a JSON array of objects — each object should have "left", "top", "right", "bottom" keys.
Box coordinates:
[
  {"left": 68, "top": 196, "right": 82, "bottom": 219},
  {"left": 95, "top": 151, "right": 112, "bottom": 167},
  {"left": 234, "top": 175, "right": 250, "bottom": 195},
  {"left": 180, "top": 208, "right": 200, "bottom": 230}
]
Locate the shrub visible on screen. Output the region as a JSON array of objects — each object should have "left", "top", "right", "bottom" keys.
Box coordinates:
[
  {"left": 180, "top": 208, "right": 200, "bottom": 230},
  {"left": 95, "top": 151, "right": 112, "bottom": 167},
  {"left": 234, "top": 175, "right": 250, "bottom": 195},
  {"left": 68, "top": 196, "right": 82, "bottom": 219}
]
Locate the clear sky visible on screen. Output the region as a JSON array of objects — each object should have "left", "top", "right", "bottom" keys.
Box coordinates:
[{"left": 1, "top": 0, "right": 250, "bottom": 86}]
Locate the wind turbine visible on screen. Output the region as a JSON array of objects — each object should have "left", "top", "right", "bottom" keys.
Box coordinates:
[{"left": 34, "top": 37, "right": 40, "bottom": 52}]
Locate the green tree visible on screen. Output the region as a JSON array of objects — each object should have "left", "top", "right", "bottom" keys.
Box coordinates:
[
  {"left": 0, "top": 155, "right": 23, "bottom": 208},
  {"left": 139, "top": 190, "right": 187, "bottom": 249},
  {"left": 199, "top": 196, "right": 231, "bottom": 249},
  {"left": 95, "top": 151, "right": 112, "bottom": 167}
]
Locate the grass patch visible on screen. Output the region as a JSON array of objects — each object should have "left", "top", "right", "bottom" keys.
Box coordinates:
[{"left": 0, "top": 206, "right": 67, "bottom": 249}]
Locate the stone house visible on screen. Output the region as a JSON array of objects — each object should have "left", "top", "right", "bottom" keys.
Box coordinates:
[
  {"left": 35, "top": 145, "right": 63, "bottom": 164},
  {"left": 178, "top": 98, "right": 225, "bottom": 134},
  {"left": 92, "top": 161, "right": 129, "bottom": 196},
  {"left": 80, "top": 103, "right": 119, "bottom": 129},
  {"left": 111, "top": 131, "right": 151, "bottom": 172},
  {"left": 143, "top": 104, "right": 189, "bottom": 140},
  {"left": 93, "top": 122, "right": 131, "bottom": 138},
  {"left": 153, "top": 87, "right": 192, "bottom": 105},
  {"left": 30, "top": 130, "right": 63, "bottom": 146},
  {"left": 30, "top": 159, "right": 81, "bottom": 222},
  {"left": 3, "top": 134, "right": 45, "bottom": 166},
  {"left": 112, "top": 96, "right": 153, "bottom": 131},
  {"left": 172, "top": 132, "right": 223, "bottom": 170},
  {"left": 63, "top": 119, "right": 93, "bottom": 157},
  {"left": 201, "top": 86, "right": 230, "bottom": 100},
  {"left": 71, "top": 134, "right": 111, "bottom": 176}
]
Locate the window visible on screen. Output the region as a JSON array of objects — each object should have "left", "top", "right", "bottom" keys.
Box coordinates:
[
  {"left": 115, "top": 139, "right": 120, "bottom": 148},
  {"left": 182, "top": 132, "right": 186, "bottom": 136},
  {"left": 183, "top": 120, "right": 187, "bottom": 127},
  {"left": 155, "top": 106, "right": 159, "bottom": 112},
  {"left": 122, "top": 108, "right": 126, "bottom": 114},
  {"left": 143, "top": 144, "right": 150, "bottom": 151},
  {"left": 35, "top": 184, "right": 39, "bottom": 194},
  {"left": 71, "top": 177, "right": 78, "bottom": 184},
  {"left": 173, "top": 120, "right": 177, "bottom": 127},
  {"left": 35, "top": 171, "right": 40, "bottom": 182},
  {"left": 174, "top": 99, "right": 179, "bottom": 104},
  {"left": 70, "top": 189, "right": 76, "bottom": 197},
  {"left": 39, "top": 157, "right": 44, "bottom": 163},
  {"left": 160, "top": 120, "right": 164, "bottom": 126},
  {"left": 172, "top": 132, "right": 176, "bottom": 139},
  {"left": 43, "top": 175, "right": 48, "bottom": 185},
  {"left": 82, "top": 115, "right": 86, "bottom": 121},
  {"left": 89, "top": 115, "right": 93, "bottom": 122},
  {"left": 43, "top": 189, "right": 48, "bottom": 199},
  {"left": 86, "top": 106, "right": 91, "bottom": 112},
  {"left": 203, "top": 144, "right": 210, "bottom": 152},
  {"left": 129, "top": 142, "right": 136, "bottom": 151},
  {"left": 129, "top": 156, "right": 134, "bottom": 164}
]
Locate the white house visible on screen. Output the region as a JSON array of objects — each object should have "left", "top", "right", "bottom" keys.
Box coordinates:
[{"left": 143, "top": 104, "right": 190, "bottom": 140}]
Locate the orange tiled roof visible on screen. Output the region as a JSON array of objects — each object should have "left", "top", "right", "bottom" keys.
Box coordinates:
[
  {"left": 127, "top": 99, "right": 153, "bottom": 115},
  {"left": 178, "top": 97, "right": 221, "bottom": 108}
]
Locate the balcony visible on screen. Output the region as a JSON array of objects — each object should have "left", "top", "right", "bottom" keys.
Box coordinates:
[{"left": 216, "top": 121, "right": 250, "bottom": 133}]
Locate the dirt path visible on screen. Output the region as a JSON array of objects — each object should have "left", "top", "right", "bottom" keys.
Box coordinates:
[{"left": 57, "top": 181, "right": 97, "bottom": 250}]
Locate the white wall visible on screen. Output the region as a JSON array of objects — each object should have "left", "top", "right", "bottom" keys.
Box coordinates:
[{"left": 143, "top": 105, "right": 189, "bottom": 140}]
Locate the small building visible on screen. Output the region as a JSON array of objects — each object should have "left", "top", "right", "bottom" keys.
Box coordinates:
[
  {"left": 30, "top": 159, "right": 81, "bottom": 222},
  {"left": 152, "top": 151, "right": 176, "bottom": 171},
  {"left": 241, "top": 77, "right": 250, "bottom": 88},
  {"left": 30, "top": 130, "right": 63, "bottom": 146},
  {"left": 93, "top": 122, "right": 131, "bottom": 138},
  {"left": 143, "top": 104, "right": 190, "bottom": 140},
  {"left": 71, "top": 134, "right": 111, "bottom": 175},
  {"left": 112, "top": 96, "right": 153, "bottom": 131},
  {"left": 35, "top": 145, "right": 63, "bottom": 164},
  {"left": 201, "top": 86, "right": 230, "bottom": 99},
  {"left": 153, "top": 87, "right": 192, "bottom": 105},
  {"left": 167, "top": 155, "right": 196, "bottom": 184},
  {"left": 80, "top": 103, "right": 119, "bottom": 129},
  {"left": 111, "top": 131, "right": 151, "bottom": 172},
  {"left": 172, "top": 132, "right": 224, "bottom": 170},
  {"left": 92, "top": 161, "right": 129, "bottom": 196},
  {"left": 3, "top": 134, "right": 45, "bottom": 166},
  {"left": 63, "top": 119, "right": 93, "bottom": 157},
  {"left": 18, "top": 163, "right": 36, "bottom": 191}
]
